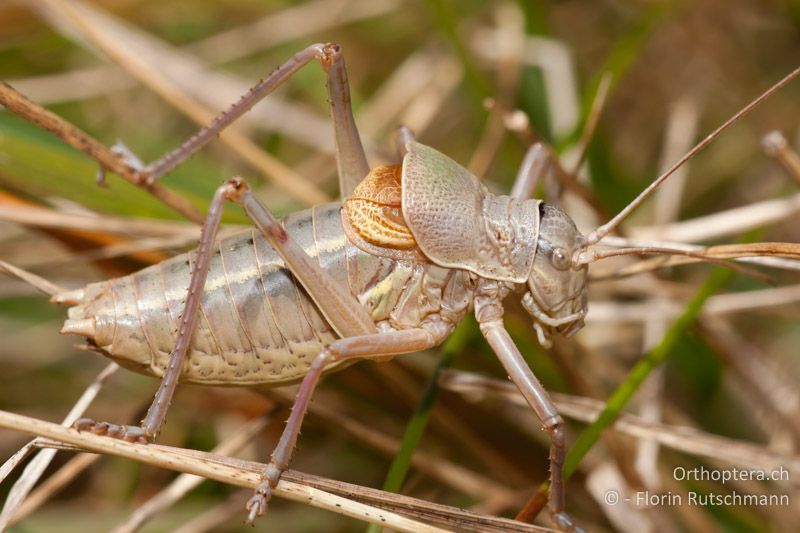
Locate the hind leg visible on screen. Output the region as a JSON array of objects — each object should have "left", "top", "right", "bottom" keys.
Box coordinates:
[
  {"left": 141, "top": 43, "right": 369, "bottom": 198},
  {"left": 244, "top": 328, "right": 440, "bottom": 522},
  {"left": 72, "top": 179, "right": 242, "bottom": 441}
]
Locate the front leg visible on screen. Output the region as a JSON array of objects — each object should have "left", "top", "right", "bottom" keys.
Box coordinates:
[{"left": 478, "top": 316, "right": 583, "bottom": 532}]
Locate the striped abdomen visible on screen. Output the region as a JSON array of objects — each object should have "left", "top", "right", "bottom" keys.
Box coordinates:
[{"left": 63, "top": 203, "right": 473, "bottom": 385}]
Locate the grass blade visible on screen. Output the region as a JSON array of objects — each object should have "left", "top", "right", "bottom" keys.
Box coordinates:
[
  {"left": 563, "top": 266, "right": 734, "bottom": 478},
  {"left": 365, "top": 321, "right": 471, "bottom": 533}
]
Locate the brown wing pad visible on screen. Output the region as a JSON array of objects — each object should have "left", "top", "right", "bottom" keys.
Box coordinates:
[{"left": 344, "top": 165, "right": 417, "bottom": 249}]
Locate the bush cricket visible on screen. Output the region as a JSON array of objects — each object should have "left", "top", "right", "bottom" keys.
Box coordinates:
[{"left": 2, "top": 34, "right": 800, "bottom": 532}]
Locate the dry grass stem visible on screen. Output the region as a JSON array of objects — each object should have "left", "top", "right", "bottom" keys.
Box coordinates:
[
  {"left": 2, "top": 407, "right": 557, "bottom": 533},
  {"left": 587, "top": 65, "right": 800, "bottom": 244},
  {"left": 0, "top": 445, "right": 36, "bottom": 487},
  {"left": 0, "top": 409, "right": 460, "bottom": 533},
  {"left": 8, "top": 452, "right": 98, "bottom": 526},
  {"left": 439, "top": 370, "right": 800, "bottom": 481},
  {"left": 287, "top": 469, "right": 550, "bottom": 533},
  {"left": 183, "top": 0, "right": 399, "bottom": 65},
  {"left": 113, "top": 414, "right": 274, "bottom": 533},
  {"left": 11, "top": 0, "right": 398, "bottom": 107},
  {"left": 359, "top": 49, "right": 462, "bottom": 142},
  {"left": 588, "top": 283, "right": 800, "bottom": 323},
  {"left": 571, "top": 72, "right": 613, "bottom": 176},
  {"left": 8, "top": 66, "right": 138, "bottom": 105},
  {"left": 471, "top": 30, "right": 580, "bottom": 139},
  {"left": 267, "top": 387, "right": 520, "bottom": 509},
  {"left": 466, "top": 4, "right": 525, "bottom": 177},
  {"left": 56, "top": 234, "right": 216, "bottom": 264},
  {"left": 172, "top": 492, "right": 250, "bottom": 533},
  {"left": 0, "top": 82, "right": 202, "bottom": 222},
  {"left": 627, "top": 99, "right": 701, "bottom": 496},
  {"left": 0, "top": 259, "right": 65, "bottom": 296},
  {"left": 762, "top": 130, "right": 800, "bottom": 187},
  {"left": 701, "top": 319, "right": 800, "bottom": 437},
  {"left": 36, "top": 0, "right": 328, "bottom": 205},
  {"left": 630, "top": 191, "right": 800, "bottom": 243},
  {"left": 653, "top": 98, "right": 699, "bottom": 225},
  {"left": 393, "top": 57, "right": 464, "bottom": 141},
  {"left": 0, "top": 204, "right": 206, "bottom": 238},
  {"left": 369, "top": 361, "right": 530, "bottom": 487},
  {"left": 0, "top": 363, "right": 118, "bottom": 529},
  {"left": 29, "top": 227, "right": 244, "bottom": 268}
]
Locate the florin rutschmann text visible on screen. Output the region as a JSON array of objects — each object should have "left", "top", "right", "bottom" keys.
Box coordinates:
[{"left": 602, "top": 466, "right": 791, "bottom": 508}]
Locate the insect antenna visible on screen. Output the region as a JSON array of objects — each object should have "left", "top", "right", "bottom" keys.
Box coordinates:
[
  {"left": 581, "top": 65, "right": 800, "bottom": 249},
  {"left": 574, "top": 245, "right": 773, "bottom": 283},
  {"left": 0, "top": 259, "right": 65, "bottom": 297}
]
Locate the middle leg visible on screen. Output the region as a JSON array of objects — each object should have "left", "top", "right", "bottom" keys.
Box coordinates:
[{"left": 510, "top": 142, "right": 554, "bottom": 201}]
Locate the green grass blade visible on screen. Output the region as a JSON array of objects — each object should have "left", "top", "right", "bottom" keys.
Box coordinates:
[
  {"left": 424, "top": 0, "right": 489, "bottom": 100},
  {"left": 0, "top": 113, "right": 251, "bottom": 223},
  {"left": 364, "top": 321, "right": 471, "bottom": 533},
  {"left": 563, "top": 266, "right": 733, "bottom": 479},
  {"left": 527, "top": 267, "right": 733, "bottom": 511}
]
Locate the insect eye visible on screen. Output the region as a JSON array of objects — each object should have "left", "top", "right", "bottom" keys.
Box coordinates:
[{"left": 552, "top": 247, "right": 571, "bottom": 270}]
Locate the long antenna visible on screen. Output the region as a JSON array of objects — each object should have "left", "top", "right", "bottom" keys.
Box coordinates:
[
  {"left": 574, "top": 246, "right": 772, "bottom": 283},
  {"left": 584, "top": 66, "right": 800, "bottom": 246}
]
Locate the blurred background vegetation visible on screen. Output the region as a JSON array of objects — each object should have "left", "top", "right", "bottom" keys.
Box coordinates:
[{"left": 0, "top": 0, "right": 799, "bottom": 531}]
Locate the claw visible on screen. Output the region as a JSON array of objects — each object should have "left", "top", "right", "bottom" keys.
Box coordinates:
[
  {"left": 245, "top": 493, "right": 267, "bottom": 525},
  {"left": 245, "top": 482, "right": 272, "bottom": 525}
]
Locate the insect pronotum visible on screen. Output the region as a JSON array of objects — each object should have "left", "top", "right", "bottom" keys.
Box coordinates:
[{"left": 1, "top": 29, "right": 799, "bottom": 533}]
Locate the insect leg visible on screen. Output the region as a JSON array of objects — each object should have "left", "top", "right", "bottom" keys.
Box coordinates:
[
  {"left": 245, "top": 327, "right": 439, "bottom": 523},
  {"left": 226, "top": 177, "right": 376, "bottom": 338},
  {"left": 510, "top": 142, "right": 554, "bottom": 201},
  {"left": 74, "top": 180, "right": 241, "bottom": 442},
  {"left": 393, "top": 125, "right": 415, "bottom": 159},
  {"left": 142, "top": 43, "right": 369, "bottom": 198},
  {"left": 325, "top": 43, "right": 370, "bottom": 198},
  {"left": 479, "top": 319, "right": 582, "bottom": 532}
]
